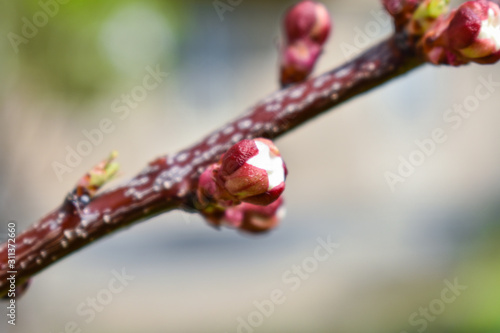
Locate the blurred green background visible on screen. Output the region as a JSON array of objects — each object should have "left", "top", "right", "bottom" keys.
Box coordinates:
[{"left": 1, "top": 0, "right": 500, "bottom": 332}]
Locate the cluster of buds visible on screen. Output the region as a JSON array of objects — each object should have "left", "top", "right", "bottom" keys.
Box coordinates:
[
  {"left": 421, "top": 0, "right": 500, "bottom": 65},
  {"left": 280, "top": 1, "right": 332, "bottom": 86},
  {"left": 197, "top": 138, "right": 287, "bottom": 233}
]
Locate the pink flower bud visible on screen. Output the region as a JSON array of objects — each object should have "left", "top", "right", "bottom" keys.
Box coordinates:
[
  {"left": 280, "top": 39, "right": 322, "bottom": 86},
  {"left": 383, "top": 0, "right": 422, "bottom": 30},
  {"left": 446, "top": 0, "right": 500, "bottom": 62},
  {"left": 420, "top": 0, "right": 500, "bottom": 65},
  {"left": 284, "top": 1, "right": 331, "bottom": 44},
  {"left": 383, "top": 0, "right": 420, "bottom": 17},
  {"left": 224, "top": 197, "right": 286, "bottom": 234},
  {"left": 216, "top": 138, "right": 287, "bottom": 206},
  {"left": 280, "top": 1, "right": 331, "bottom": 86}
]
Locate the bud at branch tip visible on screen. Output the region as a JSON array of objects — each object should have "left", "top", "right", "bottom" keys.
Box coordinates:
[{"left": 280, "top": 1, "right": 332, "bottom": 86}]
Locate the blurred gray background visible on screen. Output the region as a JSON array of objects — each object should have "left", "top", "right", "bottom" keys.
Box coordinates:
[{"left": 1, "top": 0, "right": 500, "bottom": 332}]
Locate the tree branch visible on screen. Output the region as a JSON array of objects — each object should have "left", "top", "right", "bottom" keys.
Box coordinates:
[{"left": 0, "top": 33, "right": 423, "bottom": 297}]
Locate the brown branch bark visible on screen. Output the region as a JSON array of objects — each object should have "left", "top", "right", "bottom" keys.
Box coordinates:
[{"left": 0, "top": 33, "right": 424, "bottom": 297}]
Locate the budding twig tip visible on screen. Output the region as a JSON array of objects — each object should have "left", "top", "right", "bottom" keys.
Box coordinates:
[{"left": 196, "top": 138, "right": 287, "bottom": 233}]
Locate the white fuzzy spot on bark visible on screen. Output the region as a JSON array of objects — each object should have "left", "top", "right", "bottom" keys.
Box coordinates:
[
  {"left": 177, "top": 152, "right": 190, "bottom": 163},
  {"left": 336, "top": 67, "right": 352, "bottom": 78},
  {"left": 223, "top": 126, "right": 234, "bottom": 135},
  {"left": 238, "top": 119, "right": 252, "bottom": 130}
]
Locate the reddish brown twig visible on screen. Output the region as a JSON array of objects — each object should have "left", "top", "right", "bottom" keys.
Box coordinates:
[{"left": 0, "top": 34, "right": 423, "bottom": 297}]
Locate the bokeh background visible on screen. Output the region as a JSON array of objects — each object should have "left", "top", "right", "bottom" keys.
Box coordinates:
[{"left": 1, "top": 0, "right": 500, "bottom": 332}]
